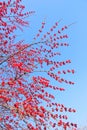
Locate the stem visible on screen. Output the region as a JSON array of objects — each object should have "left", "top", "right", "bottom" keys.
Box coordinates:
[{"left": 0, "top": 41, "right": 47, "bottom": 65}]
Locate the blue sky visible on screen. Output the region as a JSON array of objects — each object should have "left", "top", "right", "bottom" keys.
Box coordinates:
[{"left": 21, "top": 0, "right": 87, "bottom": 128}]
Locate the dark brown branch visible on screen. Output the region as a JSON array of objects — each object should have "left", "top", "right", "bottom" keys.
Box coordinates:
[{"left": 0, "top": 41, "right": 46, "bottom": 66}]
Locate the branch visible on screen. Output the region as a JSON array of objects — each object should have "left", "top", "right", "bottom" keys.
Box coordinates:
[{"left": 0, "top": 41, "right": 46, "bottom": 66}]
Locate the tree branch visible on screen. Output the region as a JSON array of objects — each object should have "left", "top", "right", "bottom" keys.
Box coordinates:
[{"left": 0, "top": 41, "right": 46, "bottom": 66}]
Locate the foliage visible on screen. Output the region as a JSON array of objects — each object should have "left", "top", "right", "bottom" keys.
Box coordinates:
[{"left": 0, "top": 0, "right": 77, "bottom": 130}]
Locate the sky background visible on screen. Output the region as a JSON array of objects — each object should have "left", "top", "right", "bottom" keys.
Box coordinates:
[{"left": 20, "top": 0, "right": 87, "bottom": 129}]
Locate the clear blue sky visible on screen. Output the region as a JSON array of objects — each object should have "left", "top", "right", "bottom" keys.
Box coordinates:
[{"left": 21, "top": 0, "right": 87, "bottom": 128}]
